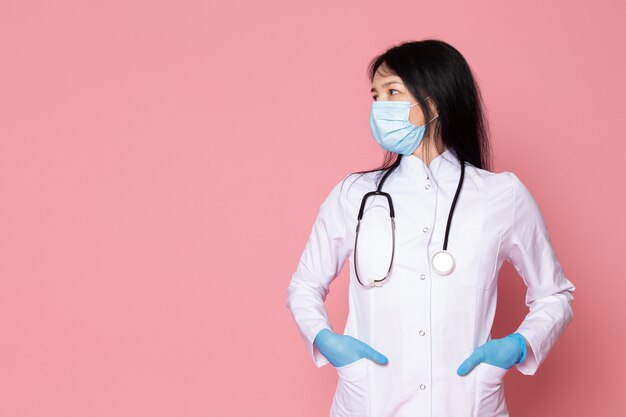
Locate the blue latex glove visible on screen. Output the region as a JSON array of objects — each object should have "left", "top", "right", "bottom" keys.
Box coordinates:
[
  {"left": 457, "top": 333, "right": 528, "bottom": 376},
  {"left": 314, "top": 328, "right": 389, "bottom": 368}
]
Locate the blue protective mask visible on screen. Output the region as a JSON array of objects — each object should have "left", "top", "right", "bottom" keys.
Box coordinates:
[{"left": 369, "top": 99, "right": 438, "bottom": 155}]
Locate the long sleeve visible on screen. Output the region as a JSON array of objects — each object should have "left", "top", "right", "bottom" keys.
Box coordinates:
[
  {"left": 285, "top": 176, "right": 351, "bottom": 368},
  {"left": 505, "top": 172, "right": 576, "bottom": 376}
]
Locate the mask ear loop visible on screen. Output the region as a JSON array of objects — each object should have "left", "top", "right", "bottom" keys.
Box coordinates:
[
  {"left": 408, "top": 96, "right": 439, "bottom": 124},
  {"left": 409, "top": 95, "right": 431, "bottom": 107},
  {"left": 424, "top": 96, "right": 439, "bottom": 123}
]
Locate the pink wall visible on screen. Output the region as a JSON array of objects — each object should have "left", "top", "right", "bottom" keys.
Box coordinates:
[{"left": 0, "top": 0, "right": 623, "bottom": 415}]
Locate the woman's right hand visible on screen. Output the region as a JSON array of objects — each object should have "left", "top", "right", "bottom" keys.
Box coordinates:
[{"left": 313, "top": 328, "right": 389, "bottom": 368}]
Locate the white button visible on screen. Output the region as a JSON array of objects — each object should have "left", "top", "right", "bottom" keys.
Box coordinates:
[
  {"left": 420, "top": 274, "right": 426, "bottom": 280},
  {"left": 419, "top": 330, "right": 425, "bottom": 336},
  {"left": 420, "top": 384, "right": 426, "bottom": 390},
  {"left": 422, "top": 227, "right": 429, "bottom": 233},
  {"left": 425, "top": 183, "right": 431, "bottom": 190}
]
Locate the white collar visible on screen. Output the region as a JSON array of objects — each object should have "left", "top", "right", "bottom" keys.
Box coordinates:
[{"left": 398, "top": 147, "right": 462, "bottom": 182}]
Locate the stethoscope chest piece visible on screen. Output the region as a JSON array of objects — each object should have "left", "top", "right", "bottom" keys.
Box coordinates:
[{"left": 431, "top": 250, "right": 455, "bottom": 276}]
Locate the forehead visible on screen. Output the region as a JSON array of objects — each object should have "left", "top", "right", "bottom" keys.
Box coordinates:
[
  {"left": 372, "top": 68, "right": 404, "bottom": 88},
  {"left": 371, "top": 73, "right": 404, "bottom": 92}
]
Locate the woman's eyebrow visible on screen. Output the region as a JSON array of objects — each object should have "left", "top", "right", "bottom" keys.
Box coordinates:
[{"left": 371, "top": 81, "right": 403, "bottom": 93}]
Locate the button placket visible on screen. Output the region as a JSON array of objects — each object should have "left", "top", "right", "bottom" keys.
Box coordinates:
[
  {"left": 422, "top": 175, "right": 435, "bottom": 235},
  {"left": 415, "top": 168, "right": 435, "bottom": 399}
]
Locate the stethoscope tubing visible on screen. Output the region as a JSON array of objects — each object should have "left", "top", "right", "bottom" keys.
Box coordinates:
[{"left": 354, "top": 158, "right": 466, "bottom": 287}]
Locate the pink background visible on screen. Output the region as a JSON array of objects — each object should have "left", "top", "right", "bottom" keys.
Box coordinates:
[{"left": 1, "top": 0, "right": 624, "bottom": 416}]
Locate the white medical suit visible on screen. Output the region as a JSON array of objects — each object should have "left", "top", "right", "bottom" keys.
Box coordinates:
[{"left": 286, "top": 148, "right": 576, "bottom": 417}]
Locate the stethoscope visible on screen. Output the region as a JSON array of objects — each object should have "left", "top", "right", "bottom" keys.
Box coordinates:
[{"left": 354, "top": 157, "right": 466, "bottom": 287}]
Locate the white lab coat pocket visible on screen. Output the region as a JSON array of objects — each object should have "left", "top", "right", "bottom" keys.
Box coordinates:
[
  {"left": 330, "top": 357, "right": 370, "bottom": 417},
  {"left": 458, "top": 230, "right": 503, "bottom": 290},
  {"left": 473, "top": 362, "right": 510, "bottom": 417}
]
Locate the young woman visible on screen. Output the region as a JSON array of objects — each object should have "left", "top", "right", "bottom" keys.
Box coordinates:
[{"left": 286, "top": 39, "right": 575, "bottom": 417}]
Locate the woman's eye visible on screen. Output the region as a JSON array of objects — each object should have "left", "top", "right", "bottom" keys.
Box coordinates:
[{"left": 372, "top": 89, "right": 399, "bottom": 100}]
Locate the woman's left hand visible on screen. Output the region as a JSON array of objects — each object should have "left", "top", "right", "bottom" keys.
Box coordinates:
[{"left": 456, "top": 333, "right": 528, "bottom": 376}]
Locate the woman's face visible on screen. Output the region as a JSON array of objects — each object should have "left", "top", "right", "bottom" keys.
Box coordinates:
[{"left": 370, "top": 66, "right": 438, "bottom": 127}]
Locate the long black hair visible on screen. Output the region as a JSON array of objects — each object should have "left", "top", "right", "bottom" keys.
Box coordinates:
[{"left": 347, "top": 39, "right": 492, "bottom": 189}]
